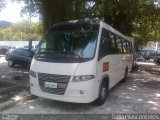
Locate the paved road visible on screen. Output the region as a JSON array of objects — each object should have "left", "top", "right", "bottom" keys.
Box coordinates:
[
  {"left": 1, "top": 63, "right": 160, "bottom": 114},
  {"left": 0, "top": 56, "right": 29, "bottom": 86},
  {"left": 0, "top": 56, "right": 29, "bottom": 103}
]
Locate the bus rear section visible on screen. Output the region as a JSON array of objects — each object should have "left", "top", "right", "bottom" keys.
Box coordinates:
[{"left": 30, "top": 19, "right": 134, "bottom": 105}]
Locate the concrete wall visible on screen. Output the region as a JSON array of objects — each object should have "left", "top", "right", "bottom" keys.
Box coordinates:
[{"left": 0, "top": 41, "right": 39, "bottom": 48}]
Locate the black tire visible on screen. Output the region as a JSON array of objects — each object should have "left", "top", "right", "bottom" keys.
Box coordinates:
[
  {"left": 94, "top": 80, "right": 108, "bottom": 105},
  {"left": 121, "top": 67, "right": 128, "bottom": 83},
  {"left": 131, "top": 61, "right": 136, "bottom": 71},
  {"left": 8, "top": 60, "right": 15, "bottom": 67}
]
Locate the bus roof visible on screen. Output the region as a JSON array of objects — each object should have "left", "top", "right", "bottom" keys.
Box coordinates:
[
  {"left": 100, "top": 21, "right": 131, "bottom": 41},
  {"left": 50, "top": 19, "right": 131, "bottom": 41},
  {"left": 52, "top": 19, "right": 100, "bottom": 27}
]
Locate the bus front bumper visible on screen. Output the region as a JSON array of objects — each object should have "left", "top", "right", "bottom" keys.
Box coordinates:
[{"left": 30, "top": 76, "right": 98, "bottom": 103}]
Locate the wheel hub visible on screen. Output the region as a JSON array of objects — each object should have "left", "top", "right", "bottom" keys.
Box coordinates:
[{"left": 101, "top": 87, "right": 106, "bottom": 99}]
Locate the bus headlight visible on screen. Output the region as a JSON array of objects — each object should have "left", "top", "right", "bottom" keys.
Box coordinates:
[
  {"left": 29, "top": 70, "right": 36, "bottom": 78},
  {"left": 72, "top": 75, "right": 94, "bottom": 82}
]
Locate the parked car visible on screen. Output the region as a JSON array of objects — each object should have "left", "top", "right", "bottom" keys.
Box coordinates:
[
  {"left": 5, "top": 48, "right": 34, "bottom": 67},
  {"left": 136, "top": 55, "right": 145, "bottom": 61},
  {"left": 0, "top": 45, "right": 9, "bottom": 55},
  {"left": 139, "top": 50, "right": 157, "bottom": 60},
  {"left": 8, "top": 46, "right": 16, "bottom": 51}
]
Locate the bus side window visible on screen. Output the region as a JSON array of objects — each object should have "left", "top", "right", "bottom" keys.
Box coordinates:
[
  {"left": 98, "top": 28, "right": 111, "bottom": 60},
  {"left": 129, "top": 42, "right": 133, "bottom": 53},
  {"left": 115, "top": 36, "right": 123, "bottom": 54},
  {"left": 109, "top": 33, "right": 117, "bottom": 54},
  {"left": 122, "top": 39, "right": 127, "bottom": 54},
  {"left": 126, "top": 41, "right": 130, "bottom": 53}
]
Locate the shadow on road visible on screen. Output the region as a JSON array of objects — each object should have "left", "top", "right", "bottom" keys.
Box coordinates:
[
  {"left": 1, "top": 60, "right": 160, "bottom": 114},
  {"left": 0, "top": 56, "right": 30, "bottom": 103}
]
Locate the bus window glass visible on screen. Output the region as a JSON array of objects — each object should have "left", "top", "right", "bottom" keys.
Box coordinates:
[
  {"left": 115, "top": 36, "right": 123, "bottom": 53},
  {"left": 99, "top": 29, "right": 111, "bottom": 58},
  {"left": 36, "top": 23, "right": 99, "bottom": 62},
  {"left": 109, "top": 33, "right": 117, "bottom": 54},
  {"left": 122, "top": 39, "right": 126, "bottom": 53},
  {"left": 99, "top": 29, "right": 117, "bottom": 60},
  {"left": 129, "top": 42, "right": 133, "bottom": 53},
  {"left": 126, "top": 41, "right": 130, "bottom": 53}
]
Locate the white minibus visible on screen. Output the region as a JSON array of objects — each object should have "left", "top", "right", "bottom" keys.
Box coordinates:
[{"left": 30, "top": 19, "right": 134, "bottom": 105}]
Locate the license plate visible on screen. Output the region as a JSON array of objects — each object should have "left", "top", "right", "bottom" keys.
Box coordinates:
[{"left": 44, "top": 82, "right": 57, "bottom": 88}]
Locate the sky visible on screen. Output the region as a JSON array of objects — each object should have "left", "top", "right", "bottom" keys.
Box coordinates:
[{"left": 0, "top": 0, "right": 39, "bottom": 23}]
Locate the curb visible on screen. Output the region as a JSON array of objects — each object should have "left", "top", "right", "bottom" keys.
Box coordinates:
[{"left": 0, "top": 94, "right": 36, "bottom": 112}]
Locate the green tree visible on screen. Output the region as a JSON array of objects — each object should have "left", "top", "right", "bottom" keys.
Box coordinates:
[
  {"left": 132, "top": 0, "right": 160, "bottom": 45},
  {"left": 0, "top": 20, "right": 43, "bottom": 41},
  {"left": 2, "top": 0, "right": 160, "bottom": 45}
]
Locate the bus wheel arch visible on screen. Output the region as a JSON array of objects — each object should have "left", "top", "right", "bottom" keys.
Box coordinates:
[
  {"left": 94, "top": 76, "right": 109, "bottom": 105},
  {"left": 121, "top": 67, "right": 128, "bottom": 83}
]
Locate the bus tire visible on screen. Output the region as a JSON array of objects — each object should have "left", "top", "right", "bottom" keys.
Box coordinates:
[
  {"left": 121, "top": 67, "right": 128, "bottom": 83},
  {"left": 94, "top": 80, "right": 108, "bottom": 105}
]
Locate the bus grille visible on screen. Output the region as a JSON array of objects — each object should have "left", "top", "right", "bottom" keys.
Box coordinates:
[{"left": 38, "top": 73, "right": 71, "bottom": 95}]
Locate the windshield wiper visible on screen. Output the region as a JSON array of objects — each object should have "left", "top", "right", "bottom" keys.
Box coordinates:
[
  {"left": 35, "top": 51, "right": 53, "bottom": 56},
  {"left": 35, "top": 49, "right": 81, "bottom": 58}
]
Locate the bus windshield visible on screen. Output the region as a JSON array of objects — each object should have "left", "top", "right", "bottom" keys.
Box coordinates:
[{"left": 35, "top": 23, "right": 99, "bottom": 63}]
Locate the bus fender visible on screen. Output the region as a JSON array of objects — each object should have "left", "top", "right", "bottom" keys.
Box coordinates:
[{"left": 98, "top": 74, "right": 109, "bottom": 95}]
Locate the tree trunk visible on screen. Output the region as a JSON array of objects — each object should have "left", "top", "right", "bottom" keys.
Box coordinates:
[{"left": 40, "top": 0, "right": 74, "bottom": 31}]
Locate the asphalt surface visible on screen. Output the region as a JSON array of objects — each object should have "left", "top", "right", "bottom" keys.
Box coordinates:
[
  {"left": 0, "top": 62, "right": 159, "bottom": 115},
  {"left": 0, "top": 56, "right": 29, "bottom": 103},
  {"left": 0, "top": 57, "right": 160, "bottom": 120}
]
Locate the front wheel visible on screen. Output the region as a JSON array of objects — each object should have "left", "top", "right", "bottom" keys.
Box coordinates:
[
  {"left": 8, "top": 60, "right": 15, "bottom": 67},
  {"left": 94, "top": 80, "right": 108, "bottom": 105}
]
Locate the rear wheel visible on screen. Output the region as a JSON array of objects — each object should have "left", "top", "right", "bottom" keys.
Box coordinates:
[
  {"left": 8, "top": 60, "right": 14, "bottom": 67},
  {"left": 121, "top": 67, "right": 128, "bottom": 83},
  {"left": 95, "top": 80, "right": 108, "bottom": 105}
]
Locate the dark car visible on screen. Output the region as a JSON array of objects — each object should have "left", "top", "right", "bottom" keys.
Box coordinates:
[
  {"left": 136, "top": 55, "right": 145, "bottom": 61},
  {"left": 5, "top": 48, "right": 34, "bottom": 67},
  {"left": 0, "top": 45, "right": 9, "bottom": 55}
]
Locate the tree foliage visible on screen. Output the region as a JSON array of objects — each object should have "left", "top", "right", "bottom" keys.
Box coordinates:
[
  {"left": 0, "top": 20, "right": 43, "bottom": 41},
  {"left": 1, "top": 0, "right": 160, "bottom": 45},
  {"left": 132, "top": 0, "right": 160, "bottom": 45},
  {"left": 36, "top": 0, "right": 160, "bottom": 46}
]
